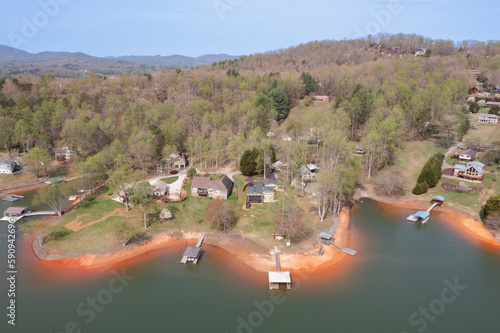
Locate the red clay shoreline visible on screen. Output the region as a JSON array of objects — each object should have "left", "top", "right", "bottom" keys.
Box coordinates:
[{"left": 29, "top": 193, "right": 500, "bottom": 276}]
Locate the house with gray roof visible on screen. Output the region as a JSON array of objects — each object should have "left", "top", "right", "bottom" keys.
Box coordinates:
[
  {"left": 459, "top": 149, "right": 477, "bottom": 162},
  {"left": 247, "top": 185, "right": 275, "bottom": 203},
  {"left": 153, "top": 180, "right": 169, "bottom": 197},
  {"left": 191, "top": 175, "right": 233, "bottom": 200}
]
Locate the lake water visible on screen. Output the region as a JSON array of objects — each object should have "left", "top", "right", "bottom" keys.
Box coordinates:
[{"left": 1, "top": 196, "right": 500, "bottom": 333}]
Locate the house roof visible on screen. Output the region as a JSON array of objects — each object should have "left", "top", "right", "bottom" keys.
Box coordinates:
[
  {"left": 183, "top": 247, "right": 201, "bottom": 258},
  {"left": 307, "top": 164, "right": 318, "bottom": 171},
  {"left": 247, "top": 186, "right": 272, "bottom": 195},
  {"left": 454, "top": 164, "right": 467, "bottom": 170},
  {"left": 460, "top": 149, "right": 477, "bottom": 158},
  {"left": 432, "top": 195, "right": 445, "bottom": 202},
  {"left": 413, "top": 211, "right": 430, "bottom": 219},
  {"left": 45, "top": 177, "right": 65, "bottom": 184},
  {"left": 299, "top": 165, "right": 310, "bottom": 175},
  {"left": 191, "top": 175, "right": 232, "bottom": 192},
  {"left": 468, "top": 161, "right": 485, "bottom": 168},
  {"left": 4, "top": 207, "right": 28, "bottom": 215},
  {"left": 154, "top": 180, "right": 168, "bottom": 192},
  {"left": 479, "top": 114, "right": 499, "bottom": 119},
  {"left": 319, "top": 232, "right": 333, "bottom": 240},
  {"left": 268, "top": 271, "right": 291, "bottom": 284}
]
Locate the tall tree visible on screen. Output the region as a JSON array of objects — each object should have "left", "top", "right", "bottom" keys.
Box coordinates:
[
  {"left": 23, "top": 147, "right": 51, "bottom": 178},
  {"left": 33, "top": 182, "right": 75, "bottom": 216}
]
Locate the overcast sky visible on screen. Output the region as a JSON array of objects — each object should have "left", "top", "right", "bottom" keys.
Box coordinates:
[{"left": 0, "top": 0, "right": 498, "bottom": 57}]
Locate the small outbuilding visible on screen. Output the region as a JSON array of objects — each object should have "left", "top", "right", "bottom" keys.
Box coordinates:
[
  {"left": 319, "top": 232, "right": 334, "bottom": 244},
  {"left": 431, "top": 196, "right": 445, "bottom": 206}
]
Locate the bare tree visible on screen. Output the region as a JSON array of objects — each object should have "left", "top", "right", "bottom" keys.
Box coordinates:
[{"left": 204, "top": 200, "right": 236, "bottom": 232}]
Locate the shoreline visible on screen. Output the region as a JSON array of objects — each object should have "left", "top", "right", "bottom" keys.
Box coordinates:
[
  {"left": 31, "top": 191, "right": 500, "bottom": 274},
  {"left": 33, "top": 208, "right": 353, "bottom": 273}
]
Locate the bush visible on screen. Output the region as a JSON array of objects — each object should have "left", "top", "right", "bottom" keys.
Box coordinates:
[
  {"left": 483, "top": 195, "right": 500, "bottom": 219},
  {"left": 187, "top": 167, "right": 197, "bottom": 178},
  {"left": 412, "top": 182, "right": 429, "bottom": 195},
  {"left": 375, "top": 169, "right": 406, "bottom": 196},
  {"left": 469, "top": 102, "right": 480, "bottom": 114}
]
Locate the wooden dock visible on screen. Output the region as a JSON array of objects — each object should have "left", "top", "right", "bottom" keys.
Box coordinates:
[
  {"left": 332, "top": 242, "right": 358, "bottom": 256},
  {"left": 268, "top": 246, "right": 291, "bottom": 290},
  {"left": 180, "top": 234, "right": 205, "bottom": 264}
]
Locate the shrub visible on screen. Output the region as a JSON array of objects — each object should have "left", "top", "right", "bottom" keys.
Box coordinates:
[
  {"left": 375, "top": 169, "right": 406, "bottom": 196},
  {"left": 483, "top": 195, "right": 500, "bottom": 219},
  {"left": 412, "top": 182, "right": 429, "bottom": 195},
  {"left": 187, "top": 167, "right": 197, "bottom": 178},
  {"left": 469, "top": 102, "right": 480, "bottom": 113}
]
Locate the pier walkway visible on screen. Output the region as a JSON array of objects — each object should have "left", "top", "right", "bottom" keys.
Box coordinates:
[{"left": 180, "top": 234, "right": 204, "bottom": 264}]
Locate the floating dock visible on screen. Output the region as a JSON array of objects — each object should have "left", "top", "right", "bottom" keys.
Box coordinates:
[
  {"left": 180, "top": 234, "right": 204, "bottom": 264},
  {"left": 406, "top": 196, "right": 445, "bottom": 224},
  {"left": 268, "top": 246, "right": 292, "bottom": 290}
]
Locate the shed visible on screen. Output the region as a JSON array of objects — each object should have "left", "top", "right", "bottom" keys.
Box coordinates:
[
  {"left": 4, "top": 207, "right": 28, "bottom": 217},
  {"left": 268, "top": 271, "right": 292, "bottom": 290},
  {"left": 319, "top": 232, "right": 333, "bottom": 244}
]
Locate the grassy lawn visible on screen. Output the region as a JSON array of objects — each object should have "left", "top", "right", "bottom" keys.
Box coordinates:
[
  {"left": 398, "top": 141, "right": 446, "bottom": 184},
  {"left": 0, "top": 172, "right": 38, "bottom": 188},
  {"left": 464, "top": 115, "right": 500, "bottom": 146},
  {"left": 43, "top": 195, "right": 141, "bottom": 254},
  {"left": 160, "top": 176, "right": 179, "bottom": 184}
]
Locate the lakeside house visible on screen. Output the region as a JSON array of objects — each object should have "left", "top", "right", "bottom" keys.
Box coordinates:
[
  {"left": 459, "top": 149, "right": 477, "bottom": 162},
  {"left": 0, "top": 159, "right": 15, "bottom": 174},
  {"left": 478, "top": 114, "right": 499, "bottom": 124},
  {"left": 54, "top": 146, "right": 75, "bottom": 160},
  {"left": 453, "top": 161, "right": 485, "bottom": 181},
  {"left": 247, "top": 186, "right": 275, "bottom": 203},
  {"left": 153, "top": 180, "right": 169, "bottom": 197},
  {"left": 469, "top": 86, "right": 482, "bottom": 94},
  {"left": 191, "top": 175, "right": 233, "bottom": 200}
]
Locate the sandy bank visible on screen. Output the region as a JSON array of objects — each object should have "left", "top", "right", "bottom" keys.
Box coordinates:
[{"left": 33, "top": 208, "right": 353, "bottom": 272}]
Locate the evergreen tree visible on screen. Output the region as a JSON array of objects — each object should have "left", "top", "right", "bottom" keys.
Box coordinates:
[
  {"left": 269, "top": 88, "right": 290, "bottom": 122},
  {"left": 300, "top": 72, "right": 317, "bottom": 96},
  {"left": 483, "top": 195, "right": 500, "bottom": 219},
  {"left": 239, "top": 149, "right": 257, "bottom": 175},
  {"left": 412, "top": 181, "right": 429, "bottom": 195}
]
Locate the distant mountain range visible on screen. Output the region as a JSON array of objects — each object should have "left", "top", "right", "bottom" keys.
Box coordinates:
[{"left": 0, "top": 45, "right": 242, "bottom": 78}]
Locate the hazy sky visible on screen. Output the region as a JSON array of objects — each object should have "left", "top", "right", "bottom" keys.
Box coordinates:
[{"left": 0, "top": 0, "right": 498, "bottom": 57}]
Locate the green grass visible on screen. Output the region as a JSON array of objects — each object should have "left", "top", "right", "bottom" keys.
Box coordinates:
[
  {"left": 464, "top": 115, "right": 500, "bottom": 146},
  {"left": 160, "top": 176, "right": 179, "bottom": 184},
  {"left": 398, "top": 141, "right": 446, "bottom": 184}
]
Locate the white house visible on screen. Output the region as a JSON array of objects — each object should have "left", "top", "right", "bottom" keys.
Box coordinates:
[
  {"left": 0, "top": 159, "right": 15, "bottom": 174},
  {"left": 54, "top": 146, "right": 75, "bottom": 160},
  {"left": 478, "top": 114, "right": 499, "bottom": 124},
  {"left": 459, "top": 149, "right": 477, "bottom": 162}
]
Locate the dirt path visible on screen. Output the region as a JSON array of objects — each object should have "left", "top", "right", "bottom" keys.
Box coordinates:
[{"left": 65, "top": 208, "right": 122, "bottom": 232}]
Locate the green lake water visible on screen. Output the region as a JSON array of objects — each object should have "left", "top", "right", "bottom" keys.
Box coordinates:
[{"left": 1, "top": 196, "right": 500, "bottom": 333}]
